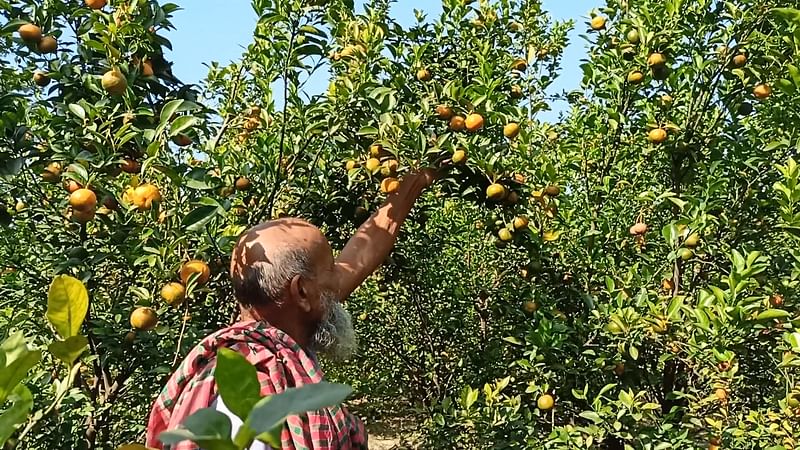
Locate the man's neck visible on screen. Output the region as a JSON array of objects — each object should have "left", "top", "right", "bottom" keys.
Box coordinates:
[{"left": 238, "top": 305, "right": 312, "bottom": 348}]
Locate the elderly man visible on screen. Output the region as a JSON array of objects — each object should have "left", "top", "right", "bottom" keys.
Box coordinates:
[{"left": 146, "top": 170, "right": 435, "bottom": 449}]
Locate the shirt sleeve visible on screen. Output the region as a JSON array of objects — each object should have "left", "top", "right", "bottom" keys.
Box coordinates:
[{"left": 212, "top": 396, "right": 271, "bottom": 450}]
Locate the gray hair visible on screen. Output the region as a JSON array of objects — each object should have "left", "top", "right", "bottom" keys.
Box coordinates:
[{"left": 232, "top": 245, "right": 313, "bottom": 308}]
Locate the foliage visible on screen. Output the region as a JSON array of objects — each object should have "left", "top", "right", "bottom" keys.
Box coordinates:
[{"left": 1, "top": 0, "right": 800, "bottom": 449}]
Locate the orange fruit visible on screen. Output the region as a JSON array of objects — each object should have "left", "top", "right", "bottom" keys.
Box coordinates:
[
  {"left": 369, "top": 144, "right": 383, "bottom": 157},
  {"left": 243, "top": 117, "right": 260, "bottom": 131},
  {"left": 381, "top": 159, "right": 399, "bottom": 177},
  {"left": 627, "top": 70, "right": 645, "bottom": 84},
  {"left": 17, "top": 23, "right": 42, "bottom": 43},
  {"left": 647, "top": 53, "right": 667, "bottom": 67},
  {"left": 69, "top": 188, "right": 97, "bottom": 212},
  {"left": 380, "top": 177, "right": 400, "bottom": 194},
  {"left": 629, "top": 222, "right": 647, "bottom": 235},
  {"left": 37, "top": 36, "right": 57, "bottom": 54},
  {"left": 86, "top": 0, "right": 107, "bottom": 9},
  {"left": 684, "top": 233, "right": 700, "bottom": 248},
  {"left": 416, "top": 68, "right": 431, "bottom": 82},
  {"left": 678, "top": 248, "right": 694, "bottom": 260},
  {"left": 465, "top": 113, "right": 484, "bottom": 132},
  {"left": 590, "top": 16, "right": 606, "bottom": 31},
  {"left": 648, "top": 128, "right": 668, "bottom": 144},
  {"left": 513, "top": 216, "right": 529, "bottom": 230},
  {"left": 769, "top": 294, "right": 784, "bottom": 307},
  {"left": 435, "top": 105, "right": 454, "bottom": 120},
  {"left": 33, "top": 71, "right": 51, "bottom": 87},
  {"left": 365, "top": 158, "right": 381, "bottom": 172},
  {"left": 627, "top": 29, "right": 640, "bottom": 44},
  {"left": 64, "top": 180, "right": 82, "bottom": 193},
  {"left": 544, "top": 185, "right": 560, "bottom": 197},
  {"left": 42, "top": 162, "right": 61, "bottom": 182},
  {"left": 161, "top": 282, "right": 186, "bottom": 307},
  {"left": 522, "top": 301, "right": 539, "bottom": 313},
  {"left": 121, "top": 158, "right": 140, "bottom": 174},
  {"left": 503, "top": 122, "right": 520, "bottom": 138},
  {"left": 141, "top": 59, "right": 154, "bottom": 77},
  {"left": 235, "top": 176, "right": 251, "bottom": 191},
  {"left": 132, "top": 183, "right": 161, "bottom": 210},
  {"left": 498, "top": 228, "right": 513, "bottom": 242},
  {"left": 753, "top": 84, "right": 772, "bottom": 100},
  {"left": 537, "top": 394, "right": 555, "bottom": 410},
  {"left": 732, "top": 53, "right": 746, "bottom": 68},
  {"left": 172, "top": 134, "right": 193, "bottom": 146},
  {"left": 101, "top": 68, "right": 127, "bottom": 95},
  {"left": 345, "top": 160, "right": 358, "bottom": 171},
  {"left": 71, "top": 208, "right": 95, "bottom": 223},
  {"left": 486, "top": 183, "right": 507, "bottom": 201},
  {"left": 452, "top": 149, "right": 466, "bottom": 164},
  {"left": 511, "top": 58, "right": 527, "bottom": 72},
  {"left": 449, "top": 115, "right": 466, "bottom": 131},
  {"left": 180, "top": 260, "right": 211, "bottom": 286},
  {"left": 130, "top": 307, "right": 158, "bottom": 331},
  {"left": 715, "top": 388, "right": 728, "bottom": 401}
]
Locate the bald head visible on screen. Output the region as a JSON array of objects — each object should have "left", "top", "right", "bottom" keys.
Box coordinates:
[{"left": 230, "top": 218, "right": 333, "bottom": 308}]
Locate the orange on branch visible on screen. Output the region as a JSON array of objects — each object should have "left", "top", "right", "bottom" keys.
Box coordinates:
[
  {"left": 486, "top": 183, "right": 507, "bottom": 201},
  {"left": 17, "top": 23, "right": 42, "bottom": 43},
  {"left": 452, "top": 149, "right": 467, "bottom": 165},
  {"left": 69, "top": 188, "right": 97, "bottom": 212},
  {"left": 235, "top": 176, "right": 251, "bottom": 191},
  {"left": 465, "top": 113, "right": 484, "bottom": 132},
  {"left": 180, "top": 260, "right": 211, "bottom": 286},
  {"left": 504, "top": 122, "right": 520, "bottom": 138},
  {"left": 33, "top": 71, "right": 51, "bottom": 87},
  {"left": 86, "top": 0, "right": 107, "bottom": 9},
  {"left": 753, "top": 84, "right": 772, "bottom": 100},
  {"left": 648, "top": 128, "right": 668, "bottom": 144},
  {"left": 161, "top": 282, "right": 186, "bottom": 307},
  {"left": 380, "top": 177, "right": 400, "bottom": 194},
  {"left": 101, "top": 69, "right": 128, "bottom": 96},
  {"left": 537, "top": 394, "right": 555, "bottom": 410},
  {"left": 37, "top": 36, "right": 57, "bottom": 54},
  {"left": 435, "top": 105, "right": 454, "bottom": 120},
  {"left": 130, "top": 307, "right": 158, "bottom": 331},
  {"left": 590, "top": 16, "right": 606, "bottom": 31},
  {"left": 449, "top": 116, "right": 466, "bottom": 132}
]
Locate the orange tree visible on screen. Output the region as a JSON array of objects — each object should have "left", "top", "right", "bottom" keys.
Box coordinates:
[{"left": 2, "top": 0, "right": 800, "bottom": 449}]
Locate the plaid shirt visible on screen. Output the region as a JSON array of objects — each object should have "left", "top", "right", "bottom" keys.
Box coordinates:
[{"left": 145, "top": 321, "right": 367, "bottom": 450}]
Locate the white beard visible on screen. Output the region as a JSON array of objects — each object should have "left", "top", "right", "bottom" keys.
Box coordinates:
[{"left": 310, "top": 292, "right": 357, "bottom": 362}]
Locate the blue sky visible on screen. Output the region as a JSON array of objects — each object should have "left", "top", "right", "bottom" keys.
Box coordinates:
[{"left": 166, "top": 1, "right": 599, "bottom": 122}]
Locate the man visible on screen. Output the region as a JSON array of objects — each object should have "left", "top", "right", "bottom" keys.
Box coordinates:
[{"left": 146, "top": 170, "right": 435, "bottom": 449}]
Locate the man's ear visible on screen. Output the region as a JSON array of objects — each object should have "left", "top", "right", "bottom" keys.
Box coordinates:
[{"left": 289, "top": 274, "right": 312, "bottom": 313}]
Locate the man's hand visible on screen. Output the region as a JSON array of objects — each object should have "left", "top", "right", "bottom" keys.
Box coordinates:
[{"left": 333, "top": 168, "right": 437, "bottom": 301}]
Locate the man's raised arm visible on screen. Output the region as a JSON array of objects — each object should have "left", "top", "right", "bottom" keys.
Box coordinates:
[{"left": 334, "top": 169, "right": 435, "bottom": 301}]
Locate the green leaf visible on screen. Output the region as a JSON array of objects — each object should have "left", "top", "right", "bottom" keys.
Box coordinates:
[
  {"left": 169, "top": 116, "right": 199, "bottom": 137},
  {"left": 48, "top": 335, "right": 89, "bottom": 367},
  {"left": 160, "top": 99, "right": 186, "bottom": 125},
  {"left": 579, "top": 410, "right": 602, "bottom": 424},
  {"left": 0, "top": 348, "right": 40, "bottom": 405},
  {"left": 356, "top": 126, "right": 378, "bottom": 136},
  {"left": 215, "top": 348, "right": 261, "bottom": 422},
  {"left": 755, "top": 309, "right": 790, "bottom": 321},
  {"left": 46, "top": 275, "right": 89, "bottom": 339},
  {"left": 629, "top": 345, "right": 639, "bottom": 361},
  {"left": 0, "top": 384, "right": 33, "bottom": 446},
  {"left": 68, "top": 104, "right": 86, "bottom": 120},
  {"left": 666, "top": 295, "right": 684, "bottom": 320},
  {"left": 182, "top": 205, "right": 220, "bottom": 232},
  {"left": 0, "top": 333, "right": 29, "bottom": 369},
  {"left": 244, "top": 383, "right": 351, "bottom": 437},
  {"left": 158, "top": 408, "right": 237, "bottom": 450},
  {"left": 772, "top": 8, "right": 800, "bottom": 26}
]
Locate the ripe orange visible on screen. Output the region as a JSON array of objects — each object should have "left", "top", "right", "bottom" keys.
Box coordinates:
[
  {"left": 235, "top": 176, "right": 251, "bottom": 191},
  {"left": 243, "top": 117, "right": 260, "bottom": 131},
  {"left": 141, "top": 59, "right": 154, "bottom": 77},
  {"left": 17, "top": 23, "right": 42, "bottom": 43},
  {"left": 753, "top": 84, "right": 772, "bottom": 100},
  {"left": 369, "top": 144, "right": 383, "bottom": 157},
  {"left": 486, "top": 183, "right": 507, "bottom": 201},
  {"left": 449, "top": 116, "right": 466, "bottom": 132},
  {"left": 42, "top": 162, "right": 61, "bottom": 182},
  {"left": 715, "top": 388, "right": 728, "bottom": 402},
  {"left": 498, "top": 228, "right": 513, "bottom": 242},
  {"left": 130, "top": 307, "right": 158, "bottom": 331},
  {"left": 522, "top": 301, "right": 539, "bottom": 313},
  {"left": 33, "top": 71, "right": 50, "bottom": 87},
  {"left": 503, "top": 122, "right": 520, "bottom": 139},
  {"left": 627, "top": 70, "right": 645, "bottom": 84},
  {"left": 537, "top": 394, "right": 555, "bottom": 410},
  {"left": 37, "top": 36, "right": 57, "bottom": 54},
  {"left": 513, "top": 216, "right": 529, "bottom": 230},
  {"left": 131, "top": 183, "right": 161, "bottom": 210},
  {"left": 172, "top": 134, "right": 193, "bottom": 146},
  {"left": 365, "top": 158, "right": 381, "bottom": 172},
  {"left": 465, "top": 113, "right": 484, "bottom": 132},
  {"left": 69, "top": 188, "right": 97, "bottom": 212},
  {"left": 86, "top": 0, "right": 107, "bottom": 9},
  {"left": 121, "top": 158, "right": 140, "bottom": 174},
  {"left": 345, "top": 160, "right": 358, "bottom": 171},
  {"left": 629, "top": 222, "right": 647, "bottom": 235},
  {"left": 452, "top": 149, "right": 467, "bottom": 164},
  {"left": 770, "top": 294, "right": 784, "bottom": 307},
  {"left": 380, "top": 177, "right": 400, "bottom": 194},
  {"left": 416, "top": 68, "right": 431, "bottom": 82},
  {"left": 544, "top": 185, "right": 560, "bottom": 197},
  {"left": 435, "top": 105, "right": 454, "bottom": 120},
  {"left": 511, "top": 58, "right": 527, "bottom": 72},
  {"left": 732, "top": 53, "right": 746, "bottom": 68},
  {"left": 678, "top": 248, "right": 694, "bottom": 260},
  {"left": 64, "top": 180, "right": 82, "bottom": 193},
  {"left": 590, "top": 16, "right": 606, "bottom": 31},
  {"left": 648, "top": 128, "right": 668, "bottom": 144},
  {"left": 161, "top": 282, "right": 186, "bottom": 307},
  {"left": 510, "top": 84, "right": 523, "bottom": 99},
  {"left": 180, "top": 260, "right": 211, "bottom": 286},
  {"left": 101, "top": 68, "right": 127, "bottom": 96},
  {"left": 684, "top": 233, "right": 700, "bottom": 248},
  {"left": 647, "top": 53, "right": 667, "bottom": 67},
  {"left": 381, "top": 159, "right": 399, "bottom": 177},
  {"left": 71, "top": 208, "right": 95, "bottom": 223}
]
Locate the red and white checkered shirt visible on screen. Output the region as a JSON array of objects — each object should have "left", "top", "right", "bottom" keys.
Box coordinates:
[{"left": 145, "top": 320, "right": 367, "bottom": 450}]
